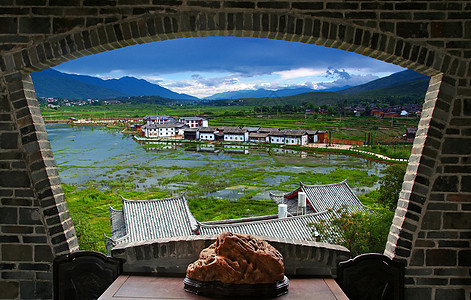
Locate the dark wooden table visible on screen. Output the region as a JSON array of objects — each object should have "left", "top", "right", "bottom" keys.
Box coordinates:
[{"left": 98, "top": 275, "right": 349, "bottom": 299}]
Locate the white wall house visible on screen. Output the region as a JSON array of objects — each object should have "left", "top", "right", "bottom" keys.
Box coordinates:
[
  {"left": 199, "top": 127, "right": 217, "bottom": 141},
  {"left": 179, "top": 117, "right": 208, "bottom": 128},
  {"left": 284, "top": 131, "right": 308, "bottom": 146},
  {"left": 269, "top": 133, "right": 285, "bottom": 144},
  {"left": 142, "top": 124, "right": 178, "bottom": 138},
  {"left": 249, "top": 132, "right": 270, "bottom": 143},
  {"left": 223, "top": 129, "right": 248, "bottom": 142}
]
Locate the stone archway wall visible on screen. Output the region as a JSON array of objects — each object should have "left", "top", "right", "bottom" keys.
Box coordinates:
[{"left": 0, "top": 2, "right": 470, "bottom": 299}]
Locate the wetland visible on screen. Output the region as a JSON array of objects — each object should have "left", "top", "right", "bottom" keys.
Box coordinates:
[{"left": 47, "top": 124, "right": 391, "bottom": 251}]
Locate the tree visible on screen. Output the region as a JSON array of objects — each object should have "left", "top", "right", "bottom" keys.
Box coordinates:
[
  {"left": 377, "top": 164, "right": 407, "bottom": 211},
  {"left": 312, "top": 208, "right": 394, "bottom": 257}
]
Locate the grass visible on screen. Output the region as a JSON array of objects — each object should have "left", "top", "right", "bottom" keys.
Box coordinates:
[{"left": 355, "top": 144, "right": 413, "bottom": 160}]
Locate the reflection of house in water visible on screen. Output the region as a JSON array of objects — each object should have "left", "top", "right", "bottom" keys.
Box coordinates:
[
  {"left": 106, "top": 180, "right": 367, "bottom": 253},
  {"left": 223, "top": 144, "right": 249, "bottom": 154},
  {"left": 196, "top": 143, "right": 216, "bottom": 152}
]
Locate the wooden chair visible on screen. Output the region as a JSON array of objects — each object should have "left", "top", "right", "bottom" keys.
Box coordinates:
[
  {"left": 53, "top": 251, "right": 122, "bottom": 300},
  {"left": 336, "top": 253, "right": 404, "bottom": 300}
]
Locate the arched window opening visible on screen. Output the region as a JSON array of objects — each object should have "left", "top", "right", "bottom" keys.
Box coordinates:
[{"left": 34, "top": 36, "right": 429, "bottom": 256}]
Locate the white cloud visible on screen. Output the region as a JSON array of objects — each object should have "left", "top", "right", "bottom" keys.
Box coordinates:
[
  {"left": 316, "top": 73, "right": 379, "bottom": 90},
  {"left": 274, "top": 68, "right": 325, "bottom": 80}
]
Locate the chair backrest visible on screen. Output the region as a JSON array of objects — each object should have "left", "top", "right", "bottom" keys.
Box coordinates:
[
  {"left": 53, "top": 251, "right": 122, "bottom": 300},
  {"left": 337, "top": 253, "right": 404, "bottom": 300}
]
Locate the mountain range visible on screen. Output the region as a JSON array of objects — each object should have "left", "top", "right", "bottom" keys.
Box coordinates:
[
  {"left": 31, "top": 68, "right": 429, "bottom": 102},
  {"left": 31, "top": 68, "right": 199, "bottom": 100}
]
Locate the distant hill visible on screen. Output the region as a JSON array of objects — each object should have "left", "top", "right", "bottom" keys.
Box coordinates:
[
  {"left": 351, "top": 77, "right": 430, "bottom": 98},
  {"left": 338, "top": 70, "right": 429, "bottom": 94},
  {"left": 31, "top": 69, "right": 127, "bottom": 99},
  {"left": 204, "top": 87, "right": 316, "bottom": 100},
  {"left": 226, "top": 70, "right": 431, "bottom": 107},
  {"left": 31, "top": 69, "right": 199, "bottom": 100}
]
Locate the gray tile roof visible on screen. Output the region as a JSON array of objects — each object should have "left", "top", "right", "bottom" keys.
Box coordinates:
[
  {"left": 109, "top": 195, "right": 198, "bottom": 245},
  {"left": 284, "top": 130, "right": 308, "bottom": 136},
  {"left": 198, "top": 211, "right": 335, "bottom": 242},
  {"left": 270, "top": 179, "right": 368, "bottom": 214},
  {"left": 106, "top": 180, "right": 366, "bottom": 248}
]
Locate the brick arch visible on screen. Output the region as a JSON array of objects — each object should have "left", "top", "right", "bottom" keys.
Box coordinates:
[
  {"left": 15, "top": 9, "right": 449, "bottom": 254},
  {"left": 13, "top": 12, "right": 449, "bottom": 77},
  {"left": 1, "top": 4, "right": 469, "bottom": 299}
]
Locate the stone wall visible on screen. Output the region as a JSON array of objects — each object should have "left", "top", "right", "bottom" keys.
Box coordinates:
[
  {"left": 0, "top": 1, "right": 470, "bottom": 299},
  {"left": 111, "top": 235, "right": 350, "bottom": 278}
]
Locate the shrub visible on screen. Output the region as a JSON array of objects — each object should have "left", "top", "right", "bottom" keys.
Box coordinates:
[
  {"left": 377, "top": 164, "right": 407, "bottom": 210},
  {"left": 312, "top": 208, "right": 394, "bottom": 257}
]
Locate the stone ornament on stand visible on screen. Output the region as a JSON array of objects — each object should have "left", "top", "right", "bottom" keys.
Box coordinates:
[{"left": 184, "top": 231, "right": 289, "bottom": 297}]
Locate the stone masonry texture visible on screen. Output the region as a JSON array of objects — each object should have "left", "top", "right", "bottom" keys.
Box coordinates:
[{"left": 0, "top": 1, "right": 470, "bottom": 299}]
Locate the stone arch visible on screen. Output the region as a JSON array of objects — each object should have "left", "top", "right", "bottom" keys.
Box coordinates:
[{"left": 1, "top": 4, "right": 470, "bottom": 299}]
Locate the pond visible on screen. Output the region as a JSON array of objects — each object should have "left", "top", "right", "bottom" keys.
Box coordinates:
[{"left": 46, "top": 124, "right": 388, "bottom": 201}]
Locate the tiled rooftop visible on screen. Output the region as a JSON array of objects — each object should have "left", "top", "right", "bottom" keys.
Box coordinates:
[
  {"left": 109, "top": 195, "right": 198, "bottom": 245},
  {"left": 198, "top": 210, "right": 335, "bottom": 241},
  {"left": 271, "top": 179, "right": 368, "bottom": 214}
]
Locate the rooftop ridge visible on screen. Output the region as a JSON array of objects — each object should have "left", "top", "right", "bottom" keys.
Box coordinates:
[
  {"left": 299, "top": 178, "right": 349, "bottom": 188},
  {"left": 198, "top": 210, "right": 332, "bottom": 229},
  {"left": 119, "top": 194, "right": 186, "bottom": 203}
]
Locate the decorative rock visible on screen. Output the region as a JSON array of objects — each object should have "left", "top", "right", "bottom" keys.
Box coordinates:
[{"left": 186, "top": 231, "right": 284, "bottom": 284}]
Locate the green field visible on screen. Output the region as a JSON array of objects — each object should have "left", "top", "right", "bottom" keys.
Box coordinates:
[{"left": 41, "top": 103, "right": 419, "bottom": 142}]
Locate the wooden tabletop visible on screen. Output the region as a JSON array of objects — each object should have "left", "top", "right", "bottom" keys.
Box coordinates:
[{"left": 98, "top": 275, "right": 349, "bottom": 300}]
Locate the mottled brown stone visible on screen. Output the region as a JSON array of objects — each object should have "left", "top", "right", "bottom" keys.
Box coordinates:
[{"left": 186, "top": 232, "right": 284, "bottom": 284}]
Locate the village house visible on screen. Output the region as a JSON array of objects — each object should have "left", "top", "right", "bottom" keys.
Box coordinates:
[
  {"left": 143, "top": 115, "right": 177, "bottom": 125},
  {"left": 141, "top": 123, "right": 187, "bottom": 138},
  {"left": 284, "top": 130, "right": 308, "bottom": 146},
  {"left": 269, "top": 130, "right": 286, "bottom": 144},
  {"left": 198, "top": 126, "right": 219, "bottom": 141},
  {"left": 178, "top": 116, "right": 208, "bottom": 128},
  {"left": 306, "top": 130, "right": 319, "bottom": 143},
  {"left": 248, "top": 132, "right": 270, "bottom": 143},
  {"left": 183, "top": 128, "right": 198, "bottom": 140},
  {"left": 270, "top": 180, "right": 368, "bottom": 216},
  {"left": 222, "top": 127, "right": 249, "bottom": 142},
  {"left": 403, "top": 127, "right": 418, "bottom": 141}
]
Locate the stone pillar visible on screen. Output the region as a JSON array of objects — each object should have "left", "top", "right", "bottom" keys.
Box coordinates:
[
  {"left": 386, "top": 73, "right": 471, "bottom": 299},
  {"left": 0, "top": 71, "right": 78, "bottom": 299}
]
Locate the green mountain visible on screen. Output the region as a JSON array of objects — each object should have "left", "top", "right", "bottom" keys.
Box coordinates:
[
  {"left": 31, "top": 69, "right": 127, "bottom": 99},
  {"left": 31, "top": 68, "right": 199, "bottom": 100}
]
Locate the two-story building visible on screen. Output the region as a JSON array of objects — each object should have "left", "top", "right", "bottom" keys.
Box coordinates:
[
  {"left": 178, "top": 117, "right": 208, "bottom": 128},
  {"left": 142, "top": 123, "right": 187, "bottom": 138}
]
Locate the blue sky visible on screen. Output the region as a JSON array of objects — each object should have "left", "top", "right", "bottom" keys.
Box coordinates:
[{"left": 54, "top": 36, "right": 405, "bottom": 98}]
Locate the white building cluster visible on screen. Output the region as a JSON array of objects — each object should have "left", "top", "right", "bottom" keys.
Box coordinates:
[{"left": 140, "top": 115, "right": 321, "bottom": 146}]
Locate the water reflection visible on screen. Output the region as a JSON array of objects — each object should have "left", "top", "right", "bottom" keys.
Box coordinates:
[{"left": 46, "top": 124, "right": 388, "bottom": 200}]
